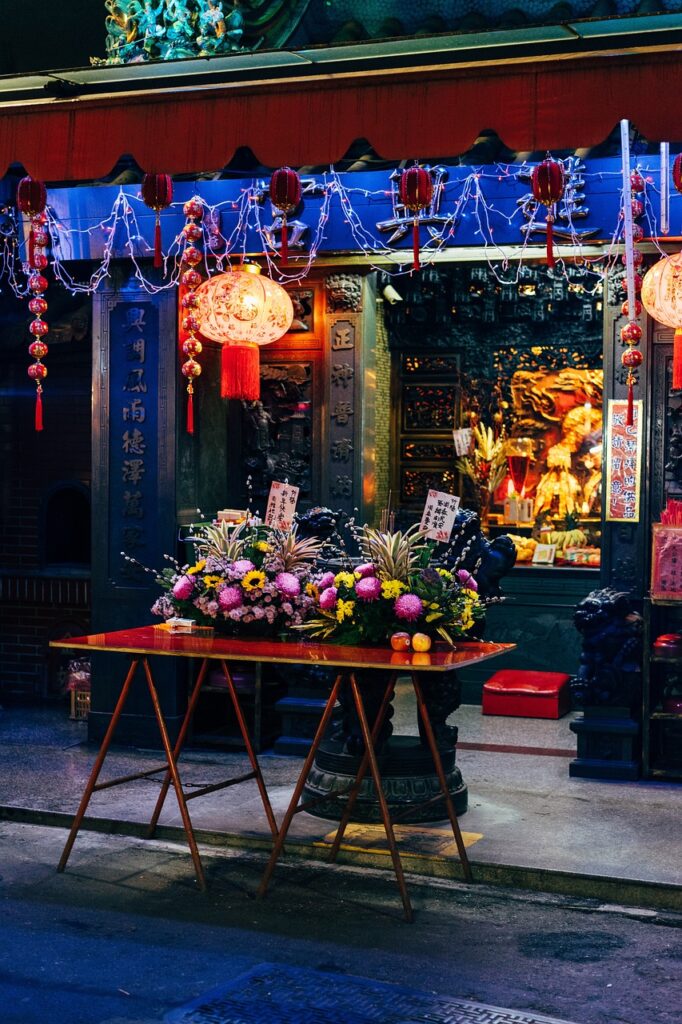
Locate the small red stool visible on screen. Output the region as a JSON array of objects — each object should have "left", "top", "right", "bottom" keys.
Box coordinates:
[{"left": 482, "top": 669, "right": 571, "bottom": 719}]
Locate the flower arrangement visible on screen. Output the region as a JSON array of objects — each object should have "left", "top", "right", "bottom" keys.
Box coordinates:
[
  {"left": 151, "top": 520, "right": 322, "bottom": 635},
  {"left": 297, "top": 525, "right": 483, "bottom": 646},
  {"left": 455, "top": 423, "right": 507, "bottom": 497}
]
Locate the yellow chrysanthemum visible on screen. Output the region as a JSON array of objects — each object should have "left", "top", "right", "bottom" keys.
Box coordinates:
[
  {"left": 242, "top": 570, "right": 266, "bottom": 591},
  {"left": 202, "top": 575, "right": 222, "bottom": 588},
  {"left": 425, "top": 611, "right": 444, "bottom": 623},
  {"left": 254, "top": 541, "right": 270, "bottom": 552},
  {"left": 380, "top": 579, "right": 407, "bottom": 599},
  {"left": 334, "top": 571, "right": 357, "bottom": 589},
  {"left": 462, "top": 588, "right": 479, "bottom": 600},
  {"left": 336, "top": 599, "right": 355, "bottom": 623},
  {"left": 436, "top": 568, "right": 453, "bottom": 579},
  {"left": 187, "top": 559, "right": 207, "bottom": 575},
  {"left": 305, "top": 582, "right": 320, "bottom": 600}
]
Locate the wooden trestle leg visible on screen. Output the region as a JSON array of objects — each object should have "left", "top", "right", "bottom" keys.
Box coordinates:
[
  {"left": 57, "top": 657, "right": 140, "bottom": 874},
  {"left": 147, "top": 658, "right": 210, "bottom": 839},
  {"left": 348, "top": 672, "right": 413, "bottom": 922},
  {"left": 257, "top": 672, "right": 343, "bottom": 900},
  {"left": 141, "top": 658, "right": 207, "bottom": 891},
  {"left": 411, "top": 671, "right": 473, "bottom": 883},
  {"left": 219, "top": 660, "right": 279, "bottom": 839},
  {"left": 328, "top": 672, "right": 397, "bottom": 861}
]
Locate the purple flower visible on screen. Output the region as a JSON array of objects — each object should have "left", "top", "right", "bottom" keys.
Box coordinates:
[
  {"left": 275, "top": 572, "right": 301, "bottom": 598},
  {"left": 317, "top": 571, "right": 336, "bottom": 591},
  {"left": 172, "top": 575, "right": 195, "bottom": 601},
  {"left": 355, "top": 576, "right": 381, "bottom": 601},
  {"left": 394, "top": 593, "right": 423, "bottom": 622},
  {"left": 230, "top": 559, "right": 255, "bottom": 579},
  {"left": 218, "top": 585, "right": 243, "bottom": 611},
  {"left": 355, "top": 562, "right": 376, "bottom": 578},
  {"left": 456, "top": 569, "right": 478, "bottom": 592},
  {"left": 319, "top": 586, "right": 338, "bottom": 611}
]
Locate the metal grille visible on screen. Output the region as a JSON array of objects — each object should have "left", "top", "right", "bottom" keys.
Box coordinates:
[{"left": 165, "top": 964, "right": 579, "bottom": 1024}]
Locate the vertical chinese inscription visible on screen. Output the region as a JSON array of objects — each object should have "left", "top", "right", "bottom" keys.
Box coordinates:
[
  {"left": 110, "top": 302, "right": 160, "bottom": 584},
  {"left": 605, "top": 399, "right": 642, "bottom": 522}
]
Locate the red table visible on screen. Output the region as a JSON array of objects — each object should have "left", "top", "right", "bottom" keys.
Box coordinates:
[{"left": 50, "top": 626, "right": 513, "bottom": 919}]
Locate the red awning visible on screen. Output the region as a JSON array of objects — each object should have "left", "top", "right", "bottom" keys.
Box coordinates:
[{"left": 2, "top": 48, "right": 681, "bottom": 181}]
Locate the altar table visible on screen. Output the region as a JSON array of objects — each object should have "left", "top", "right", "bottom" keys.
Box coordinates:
[{"left": 50, "top": 626, "right": 513, "bottom": 920}]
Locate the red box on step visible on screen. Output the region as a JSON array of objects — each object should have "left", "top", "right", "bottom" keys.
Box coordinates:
[{"left": 482, "top": 669, "right": 571, "bottom": 719}]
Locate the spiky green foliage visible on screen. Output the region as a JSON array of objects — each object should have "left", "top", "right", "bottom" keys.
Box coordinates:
[{"left": 359, "top": 524, "right": 430, "bottom": 582}]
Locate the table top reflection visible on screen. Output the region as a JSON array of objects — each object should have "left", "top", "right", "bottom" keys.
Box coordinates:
[{"left": 50, "top": 625, "right": 514, "bottom": 674}]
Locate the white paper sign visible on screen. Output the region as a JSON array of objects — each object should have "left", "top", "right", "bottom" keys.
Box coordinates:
[
  {"left": 452, "top": 428, "right": 472, "bottom": 457},
  {"left": 265, "top": 481, "right": 299, "bottom": 530},
  {"left": 419, "top": 489, "right": 460, "bottom": 543}
]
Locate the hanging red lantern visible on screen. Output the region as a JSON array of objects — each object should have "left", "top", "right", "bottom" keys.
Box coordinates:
[
  {"left": 399, "top": 165, "right": 433, "bottom": 271},
  {"left": 531, "top": 157, "right": 565, "bottom": 268},
  {"left": 194, "top": 266, "right": 293, "bottom": 401},
  {"left": 141, "top": 172, "right": 173, "bottom": 269},
  {"left": 642, "top": 253, "right": 682, "bottom": 391},
  {"left": 17, "top": 176, "right": 47, "bottom": 274},
  {"left": 178, "top": 197, "right": 204, "bottom": 435},
  {"left": 269, "top": 167, "right": 301, "bottom": 266}
]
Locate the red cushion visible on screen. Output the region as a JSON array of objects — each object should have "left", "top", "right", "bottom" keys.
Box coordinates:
[{"left": 483, "top": 669, "right": 571, "bottom": 698}]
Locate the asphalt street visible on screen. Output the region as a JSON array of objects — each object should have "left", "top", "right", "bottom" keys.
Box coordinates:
[{"left": 0, "top": 821, "right": 680, "bottom": 1024}]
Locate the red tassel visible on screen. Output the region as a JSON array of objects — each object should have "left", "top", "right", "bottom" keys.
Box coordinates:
[
  {"left": 221, "top": 344, "right": 260, "bottom": 401},
  {"left": 154, "top": 214, "right": 162, "bottom": 269},
  {"left": 35, "top": 389, "right": 43, "bottom": 432},
  {"left": 626, "top": 379, "right": 634, "bottom": 427},
  {"left": 412, "top": 217, "right": 420, "bottom": 271},
  {"left": 187, "top": 390, "right": 194, "bottom": 435},
  {"left": 281, "top": 217, "right": 288, "bottom": 265},
  {"left": 674, "top": 327, "right": 682, "bottom": 391},
  {"left": 546, "top": 215, "right": 555, "bottom": 268}
]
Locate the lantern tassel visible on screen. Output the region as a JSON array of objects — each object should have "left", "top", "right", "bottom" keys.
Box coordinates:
[
  {"left": 674, "top": 328, "right": 682, "bottom": 391},
  {"left": 412, "top": 217, "right": 420, "bottom": 271},
  {"left": 626, "top": 377, "right": 634, "bottom": 427},
  {"left": 281, "top": 217, "right": 288, "bottom": 266},
  {"left": 187, "top": 386, "right": 194, "bottom": 435},
  {"left": 546, "top": 213, "right": 555, "bottom": 268},
  {"left": 221, "top": 343, "right": 260, "bottom": 401},
  {"left": 35, "top": 386, "right": 43, "bottom": 432},
  {"left": 154, "top": 212, "right": 162, "bottom": 269}
]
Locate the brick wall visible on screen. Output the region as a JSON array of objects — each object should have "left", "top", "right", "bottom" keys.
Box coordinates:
[{"left": 0, "top": 291, "right": 92, "bottom": 699}]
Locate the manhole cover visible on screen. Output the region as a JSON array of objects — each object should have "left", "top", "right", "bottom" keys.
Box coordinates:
[{"left": 165, "top": 964, "right": 580, "bottom": 1024}]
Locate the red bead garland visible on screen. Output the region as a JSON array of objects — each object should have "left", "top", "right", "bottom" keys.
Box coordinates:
[
  {"left": 17, "top": 178, "right": 49, "bottom": 431},
  {"left": 180, "top": 197, "right": 204, "bottom": 435},
  {"left": 621, "top": 169, "right": 645, "bottom": 426}
]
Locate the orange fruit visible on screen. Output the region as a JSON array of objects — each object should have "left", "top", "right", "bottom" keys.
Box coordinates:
[{"left": 412, "top": 632, "right": 432, "bottom": 652}]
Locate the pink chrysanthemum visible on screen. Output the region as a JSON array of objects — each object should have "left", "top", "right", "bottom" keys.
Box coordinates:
[
  {"left": 456, "top": 569, "right": 478, "bottom": 592},
  {"left": 355, "top": 562, "right": 376, "bottom": 578},
  {"left": 317, "top": 571, "right": 336, "bottom": 591},
  {"left": 394, "top": 593, "right": 423, "bottom": 622},
  {"left": 172, "top": 575, "right": 194, "bottom": 600},
  {"left": 275, "top": 572, "right": 301, "bottom": 598},
  {"left": 319, "top": 586, "right": 338, "bottom": 611},
  {"left": 355, "top": 576, "right": 381, "bottom": 601},
  {"left": 230, "top": 559, "right": 255, "bottom": 579},
  {"left": 218, "top": 585, "right": 243, "bottom": 611}
]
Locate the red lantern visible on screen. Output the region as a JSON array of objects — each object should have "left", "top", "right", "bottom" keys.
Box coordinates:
[
  {"left": 399, "top": 165, "right": 434, "bottom": 271},
  {"left": 269, "top": 167, "right": 301, "bottom": 266},
  {"left": 17, "top": 176, "right": 47, "bottom": 272},
  {"left": 531, "top": 157, "right": 565, "bottom": 268},
  {"left": 141, "top": 173, "right": 173, "bottom": 269},
  {"left": 673, "top": 154, "right": 682, "bottom": 195}
]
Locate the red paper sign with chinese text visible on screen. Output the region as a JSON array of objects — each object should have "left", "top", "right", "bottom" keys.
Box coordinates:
[{"left": 605, "top": 399, "right": 642, "bottom": 523}]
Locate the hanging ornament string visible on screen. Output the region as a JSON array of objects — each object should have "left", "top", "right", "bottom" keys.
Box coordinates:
[
  {"left": 660, "top": 143, "right": 670, "bottom": 237},
  {"left": 398, "top": 164, "right": 434, "bottom": 271},
  {"left": 17, "top": 177, "right": 50, "bottom": 432},
  {"left": 141, "top": 172, "right": 173, "bottom": 269},
  {"left": 621, "top": 169, "right": 645, "bottom": 426},
  {"left": 179, "top": 197, "right": 204, "bottom": 435},
  {"left": 269, "top": 168, "right": 301, "bottom": 266},
  {"left": 531, "top": 155, "right": 565, "bottom": 268}
]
